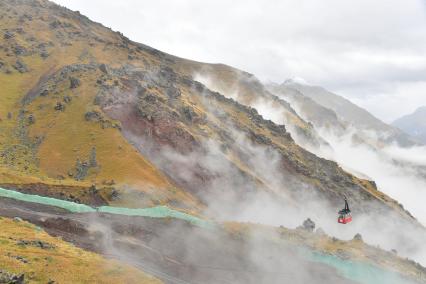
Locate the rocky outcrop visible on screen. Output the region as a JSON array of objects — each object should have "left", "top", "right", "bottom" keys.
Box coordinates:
[
  {"left": 0, "top": 270, "right": 25, "bottom": 284},
  {"left": 353, "top": 233, "right": 363, "bottom": 241},
  {"left": 69, "top": 76, "right": 80, "bottom": 89},
  {"left": 3, "top": 30, "right": 14, "bottom": 39},
  {"left": 298, "top": 218, "right": 316, "bottom": 232},
  {"left": 12, "top": 59, "right": 28, "bottom": 73},
  {"left": 17, "top": 239, "right": 55, "bottom": 249}
]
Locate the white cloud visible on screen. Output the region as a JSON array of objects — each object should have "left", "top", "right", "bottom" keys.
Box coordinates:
[
  {"left": 347, "top": 81, "right": 426, "bottom": 123},
  {"left": 52, "top": 0, "right": 426, "bottom": 121}
]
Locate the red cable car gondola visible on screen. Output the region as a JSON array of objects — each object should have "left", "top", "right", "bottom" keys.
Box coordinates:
[{"left": 338, "top": 197, "right": 352, "bottom": 224}]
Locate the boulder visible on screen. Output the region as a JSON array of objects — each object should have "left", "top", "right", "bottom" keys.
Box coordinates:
[
  {"left": 0, "top": 270, "right": 25, "bottom": 284},
  {"left": 13, "top": 45, "right": 27, "bottom": 56},
  {"left": 85, "top": 111, "right": 102, "bottom": 122},
  {"left": 98, "top": 63, "right": 109, "bottom": 74},
  {"left": 69, "top": 77, "right": 81, "bottom": 89},
  {"left": 13, "top": 217, "right": 23, "bottom": 222},
  {"left": 63, "top": 96, "right": 72, "bottom": 103},
  {"left": 12, "top": 60, "right": 28, "bottom": 73},
  {"left": 27, "top": 114, "right": 35, "bottom": 125},
  {"left": 182, "top": 106, "right": 198, "bottom": 122},
  {"left": 299, "top": 218, "right": 315, "bottom": 232},
  {"left": 166, "top": 86, "right": 181, "bottom": 99},
  {"left": 54, "top": 102, "right": 65, "bottom": 111},
  {"left": 16, "top": 239, "right": 55, "bottom": 250},
  {"left": 3, "top": 30, "right": 14, "bottom": 39},
  {"left": 40, "top": 50, "right": 49, "bottom": 59},
  {"left": 353, "top": 233, "right": 363, "bottom": 241},
  {"left": 110, "top": 189, "right": 120, "bottom": 201}
]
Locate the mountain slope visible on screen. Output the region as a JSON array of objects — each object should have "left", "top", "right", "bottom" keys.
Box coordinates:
[
  {"left": 278, "top": 80, "right": 420, "bottom": 147},
  {"left": 0, "top": 0, "right": 200, "bottom": 209},
  {"left": 0, "top": 0, "right": 408, "bottom": 218},
  {"left": 0, "top": 216, "right": 161, "bottom": 283},
  {"left": 184, "top": 64, "right": 329, "bottom": 152},
  {"left": 393, "top": 106, "right": 426, "bottom": 144},
  {"left": 1, "top": 0, "right": 426, "bottom": 280},
  {"left": 267, "top": 80, "right": 426, "bottom": 227},
  {"left": 267, "top": 82, "right": 347, "bottom": 135}
]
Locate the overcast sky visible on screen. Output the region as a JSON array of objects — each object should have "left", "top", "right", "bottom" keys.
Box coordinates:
[{"left": 52, "top": 0, "right": 426, "bottom": 123}]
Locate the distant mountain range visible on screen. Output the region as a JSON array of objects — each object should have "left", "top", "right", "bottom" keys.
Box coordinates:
[
  {"left": 270, "top": 79, "right": 420, "bottom": 147},
  {"left": 393, "top": 106, "right": 426, "bottom": 144}
]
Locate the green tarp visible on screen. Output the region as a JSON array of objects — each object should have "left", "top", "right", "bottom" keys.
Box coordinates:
[
  {"left": 0, "top": 187, "right": 96, "bottom": 213},
  {"left": 0, "top": 187, "right": 413, "bottom": 283},
  {"left": 0, "top": 187, "right": 212, "bottom": 228},
  {"left": 306, "top": 250, "right": 416, "bottom": 284}
]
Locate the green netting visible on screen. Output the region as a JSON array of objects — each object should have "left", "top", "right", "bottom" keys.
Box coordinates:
[
  {"left": 0, "top": 187, "right": 415, "bottom": 282},
  {"left": 0, "top": 187, "right": 212, "bottom": 228},
  {"left": 0, "top": 187, "right": 96, "bottom": 213},
  {"left": 305, "top": 250, "right": 416, "bottom": 284},
  {"left": 98, "top": 206, "right": 213, "bottom": 228}
]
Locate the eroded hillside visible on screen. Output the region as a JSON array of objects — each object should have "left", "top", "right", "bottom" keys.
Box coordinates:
[
  {"left": 0, "top": 216, "right": 161, "bottom": 283},
  {"left": 1, "top": 1, "right": 426, "bottom": 283},
  {"left": 0, "top": 0, "right": 416, "bottom": 221}
]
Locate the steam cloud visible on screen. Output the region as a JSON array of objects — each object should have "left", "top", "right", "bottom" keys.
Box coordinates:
[{"left": 194, "top": 72, "right": 426, "bottom": 266}]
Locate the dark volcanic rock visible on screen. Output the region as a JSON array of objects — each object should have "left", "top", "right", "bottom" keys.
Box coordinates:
[
  {"left": 300, "top": 218, "right": 316, "bottom": 232},
  {"left": 166, "top": 86, "right": 181, "bottom": 99},
  {"left": 27, "top": 114, "right": 35, "bottom": 125},
  {"left": 3, "top": 30, "right": 14, "bottom": 39},
  {"left": 182, "top": 106, "right": 198, "bottom": 122},
  {"left": 54, "top": 102, "right": 65, "bottom": 111},
  {"left": 63, "top": 95, "right": 72, "bottom": 103},
  {"left": 98, "top": 63, "right": 109, "bottom": 74},
  {"left": 17, "top": 239, "right": 55, "bottom": 250},
  {"left": 69, "top": 77, "right": 81, "bottom": 89},
  {"left": 13, "top": 45, "right": 27, "bottom": 56},
  {"left": 40, "top": 89, "right": 49, "bottom": 97},
  {"left": 40, "top": 49, "right": 49, "bottom": 59},
  {"left": 12, "top": 59, "right": 28, "bottom": 73},
  {"left": 85, "top": 111, "right": 102, "bottom": 122},
  {"left": 74, "top": 159, "right": 89, "bottom": 181},
  {"left": 353, "top": 233, "right": 363, "bottom": 241},
  {"left": 0, "top": 270, "right": 25, "bottom": 284},
  {"left": 89, "top": 146, "right": 97, "bottom": 167}
]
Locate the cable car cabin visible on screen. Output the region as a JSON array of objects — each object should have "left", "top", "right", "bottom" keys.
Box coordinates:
[
  {"left": 338, "top": 198, "right": 352, "bottom": 224},
  {"left": 338, "top": 212, "right": 352, "bottom": 224}
]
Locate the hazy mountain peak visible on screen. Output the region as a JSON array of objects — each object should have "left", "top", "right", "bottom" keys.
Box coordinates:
[
  {"left": 414, "top": 105, "right": 426, "bottom": 113},
  {"left": 282, "top": 77, "right": 310, "bottom": 86},
  {"left": 393, "top": 106, "right": 426, "bottom": 143}
]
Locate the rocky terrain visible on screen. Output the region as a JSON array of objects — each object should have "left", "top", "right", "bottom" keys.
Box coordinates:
[
  {"left": 0, "top": 195, "right": 424, "bottom": 284},
  {"left": 0, "top": 0, "right": 416, "bottom": 222},
  {"left": 0, "top": 213, "right": 161, "bottom": 283},
  {"left": 0, "top": 0, "right": 425, "bottom": 283}
]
